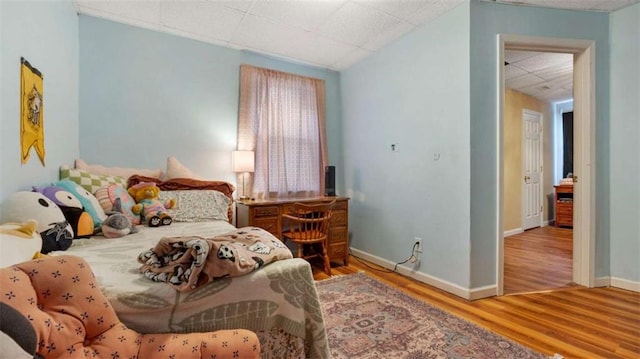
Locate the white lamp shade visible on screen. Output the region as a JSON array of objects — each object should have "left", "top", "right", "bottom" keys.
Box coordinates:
[{"left": 232, "top": 151, "right": 255, "bottom": 173}]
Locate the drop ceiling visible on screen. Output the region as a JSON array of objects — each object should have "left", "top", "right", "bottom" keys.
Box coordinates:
[
  {"left": 505, "top": 50, "right": 573, "bottom": 103},
  {"left": 73, "top": 0, "right": 637, "bottom": 102}
]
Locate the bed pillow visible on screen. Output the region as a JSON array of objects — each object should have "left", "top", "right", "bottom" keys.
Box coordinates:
[
  {"left": 60, "top": 166, "right": 127, "bottom": 194},
  {"left": 158, "top": 190, "right": 230, "bottom": 222},
  {"left": 165, "top": 156, "right": 203, "bottom": 180},
  {"left": 54, "top": 179, "right": 107, "bottom": 229},
  {"left": 128, "top": 175, "right": 235, "bottom": 222},
  {"left": 75, "top": 159, "right": 164, "bottom": 180},
  {"left": 94, "top": 184, "right": 141, "bottom": 225}
]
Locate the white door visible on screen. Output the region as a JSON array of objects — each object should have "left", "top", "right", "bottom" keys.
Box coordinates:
[{"left": 522, "top": 109, "right": 543, "bottom": 230}]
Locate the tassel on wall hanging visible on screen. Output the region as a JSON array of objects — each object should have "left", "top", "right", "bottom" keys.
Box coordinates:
[{"left": 20, "top": 57, "right": 45, "bottom": 165}]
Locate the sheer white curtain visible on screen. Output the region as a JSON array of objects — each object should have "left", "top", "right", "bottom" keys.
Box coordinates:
[{"left": 237, "top": 65, "right": 328, "bottom": 199}]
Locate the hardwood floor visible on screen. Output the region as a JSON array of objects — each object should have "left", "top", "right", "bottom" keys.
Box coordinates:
[
  {"left": 504, "top": 225, "right": 574, "bottom": 294},
  {"left": 312, "top": 256, "right": 640, "bottom": 359}
]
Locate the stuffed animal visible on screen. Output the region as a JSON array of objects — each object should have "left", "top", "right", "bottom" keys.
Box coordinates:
[
  {"left": 128, "top": 182, "right": 176, "bottom": 227},
  {"left": 100, "top": 198, "right": 139, "bottom": 238},
  {"left": 0, "top": 220, "right": 44, "bottom": 267},
  {"left": 0, "top": 192, "right": 73, "bottom": 253},
  {"left": 54, "top": 180, "right": 108, "bottom": 230},
  {"left": 32, "top": 185, "right": 94, "bottom": 238}
]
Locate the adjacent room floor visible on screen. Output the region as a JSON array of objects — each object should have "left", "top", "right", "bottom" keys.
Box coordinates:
[{"left": 504, "top": 225, "right": 574, "bottom": 295}]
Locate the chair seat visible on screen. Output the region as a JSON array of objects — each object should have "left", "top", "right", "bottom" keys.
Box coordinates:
[{"left": 282, "top": 231, "right": 327, "bottom": 242}]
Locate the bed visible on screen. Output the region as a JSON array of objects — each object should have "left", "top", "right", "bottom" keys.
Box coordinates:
[
  {"left": 46, "top": 168, "right": 330, "bottom": 359},
  {"left": 55, "top": 221, "right": 329, "bottom": 359}
]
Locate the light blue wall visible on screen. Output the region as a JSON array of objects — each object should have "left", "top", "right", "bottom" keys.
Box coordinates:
[
  {"left": 79, "top": 16, "right": 341, "bottom": 187},
  {"left": 610, "top": 3, "right": 639, "bottom": 283},
  {"left": 341, "top": 3, "right": 472, "bottom": 287},
  {"left": 469, "top": 1, "right": 610, "bottom": 287},
  {"left": 0, "top": 1, "right": 79, "bottom": 202}
]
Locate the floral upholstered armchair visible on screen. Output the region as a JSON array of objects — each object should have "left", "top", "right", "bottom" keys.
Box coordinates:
[{"left": 0, "top": 255, "right": 260, "bottom": 359}]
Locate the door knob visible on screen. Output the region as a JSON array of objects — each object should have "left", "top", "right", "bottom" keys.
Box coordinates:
[{"left": 524, "top": 176, "right": 530, "bottom": 181}]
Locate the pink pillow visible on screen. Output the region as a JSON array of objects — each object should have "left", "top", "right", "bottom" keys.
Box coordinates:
[{"left": 165, "top": 156, "right": 203, "bottom": 180}]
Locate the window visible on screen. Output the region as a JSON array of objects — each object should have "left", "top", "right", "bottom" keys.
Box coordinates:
[{"left": 237, "top": 65, "right": 328, "bottom": 199}]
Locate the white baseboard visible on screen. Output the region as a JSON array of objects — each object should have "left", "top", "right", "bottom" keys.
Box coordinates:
[
  {"left": 594, "top": 276, "right": 610, "bottom": 287},
  {"left": 593, "top": 276, "right": 639, "bottom": 292},
  {"left": 610, "top": 277, "right": 640, "bottom": 292},
  {"left": 349, "top": 248, "right": 497, "bottom": 300},
  {"left": 504, "top": 228, "right": 523, "bottom": 237}
]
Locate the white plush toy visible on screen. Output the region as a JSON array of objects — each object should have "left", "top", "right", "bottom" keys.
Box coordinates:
[
  {"left": 0, "top": 220, "right": 43, "bottom": 267},
  {"left": 0, "top": 191, "right": 74, "bottom": 253}
]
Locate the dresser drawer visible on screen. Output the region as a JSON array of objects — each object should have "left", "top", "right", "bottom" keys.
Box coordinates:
[
  {"left": 556, "top": 206, "right": 572, "bottom": 216},
  {"left": 253, "top": 206, "right": 279, "bottom": 218},
  {"left": 329, "top": 243, "right": 347, "bottom": 259},
  {"left": 556, "top": 214, "right": 573, "bottom": 226},
  {"left": 333, "top": 201, "right": 348, "bottom": 211},
  {"left": 331, "top": 211, "right": 347, "bottom": 227},
  {"left": 253, "top": 218, "right": 279, "bottom": 235},
  {"left": 330, "top": 227, "right": 347, "bottom": 244}
]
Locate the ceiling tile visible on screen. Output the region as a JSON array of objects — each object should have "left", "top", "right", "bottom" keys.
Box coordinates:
[
  {"left": 355, "top": 0, "right": 438, "bottom": 21},
  {"left": 277, "top": 30, "right": 355, "bottom": 68},
  {"left": 317, "top": 1, "right": 404, "bottom": 47},
  {"left": 248, "top": 0, "right": 346, "bottom": 32},
  {"left": 331, "top": 47, "right": 375, "bottom": 70},
  {"left": 536, "top": 65, "right": 573, "bottom": 81},
  {"left": 496, "top": 0, "right": 601, "bottom": 10},
  {"left": 75, "top": 0, "right": 161, "bottom": 24},
  {"left": 220, "top": 0, "right": 255, "bottom": 13},
  {"left": 511, "top": 53, "right": 573, "bottom": 72},
  {"left": 504, "top": 64, "right": 527, "bottom": 79},
  {"left": 362, "top": 20, "right": 415, "bottom": 51},
  {"left": 504, "top": 50, "right": 540, "bottom": 64},
  {"left": 506, "top": 73, "right": 546, "bottom": 89},
  {"left": 230, "top": 13, "right": 311, "bottom": 62},
  {"left": 407, "top": 0, "right": 465, "bottom": 25},
  {"left": 593, "top": 0, "right": 638, "bottom": 11},
  {"left": 161, "top": 27, "right": 230, "bottom": 48},
  {"left": 160, "top": 1, "right": 245, "bottom": 43}
]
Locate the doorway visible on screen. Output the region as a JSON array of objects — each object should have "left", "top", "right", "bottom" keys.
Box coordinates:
[{"left": 497, "top": 34, "right": 596, "bottom": 296}]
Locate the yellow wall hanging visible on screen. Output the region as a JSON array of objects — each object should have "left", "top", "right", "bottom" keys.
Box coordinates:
[{"left": 20, "top": 57, "right": 45, "bottom": 165}]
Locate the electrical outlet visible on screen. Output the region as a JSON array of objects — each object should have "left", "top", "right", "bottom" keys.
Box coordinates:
[{"left": 414, "top": 237, "right": 422, "bottom": 254}]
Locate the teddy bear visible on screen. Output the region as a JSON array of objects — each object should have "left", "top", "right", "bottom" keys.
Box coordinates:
[{"left": 128, "top": 182, "right": 176, "bottom": 227}]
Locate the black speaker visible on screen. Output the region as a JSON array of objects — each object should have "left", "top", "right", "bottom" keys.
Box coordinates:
[{"left": 325, "top": 166, "right": 336, "bottom": 196}]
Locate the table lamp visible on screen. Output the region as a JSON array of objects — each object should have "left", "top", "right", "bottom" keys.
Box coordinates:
[{"left": 232, "top": 150, "right": 254, "bottom": 200}]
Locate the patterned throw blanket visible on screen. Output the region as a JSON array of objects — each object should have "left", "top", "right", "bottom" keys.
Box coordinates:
[{"left": 138, "top": 227, "right": 293, "bottom": 291}]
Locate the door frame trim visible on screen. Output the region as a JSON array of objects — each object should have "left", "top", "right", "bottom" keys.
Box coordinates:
[{"left": 496, "top": 34, "right": 596, "bottom": 296}]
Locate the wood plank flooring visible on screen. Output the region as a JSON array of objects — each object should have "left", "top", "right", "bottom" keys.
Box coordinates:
[
  {"left": 504, "top": 226, "right": 574, "bottom": 294},
  {"left": 313, "top": 254, "right": 640, "bottom": 358}
]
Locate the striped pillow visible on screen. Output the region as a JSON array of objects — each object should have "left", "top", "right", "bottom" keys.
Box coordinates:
[{"left": 59, "top": 166, "right": 127, "bottom": 194}]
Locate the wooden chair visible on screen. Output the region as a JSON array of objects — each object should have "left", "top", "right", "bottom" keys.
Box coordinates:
[{"left": 282, "top": 200, "right": 335, "bottom": 275}]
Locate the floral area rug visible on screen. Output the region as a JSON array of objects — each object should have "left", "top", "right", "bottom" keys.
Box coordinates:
[{"left": 316, "top": 273, "right": 548, "bottom": 359}]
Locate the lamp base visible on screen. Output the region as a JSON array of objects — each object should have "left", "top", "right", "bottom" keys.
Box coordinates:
[{"left": 238, "top": 195, "right": 251, "bottom": 201}]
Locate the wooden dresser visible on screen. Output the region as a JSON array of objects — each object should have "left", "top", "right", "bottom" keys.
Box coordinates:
[
  {"left": 236, "top": 197, "right": 350, "bottom": 266},
  {"left": 554, "top": 184, "right": 573, "bottom": 228}
]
